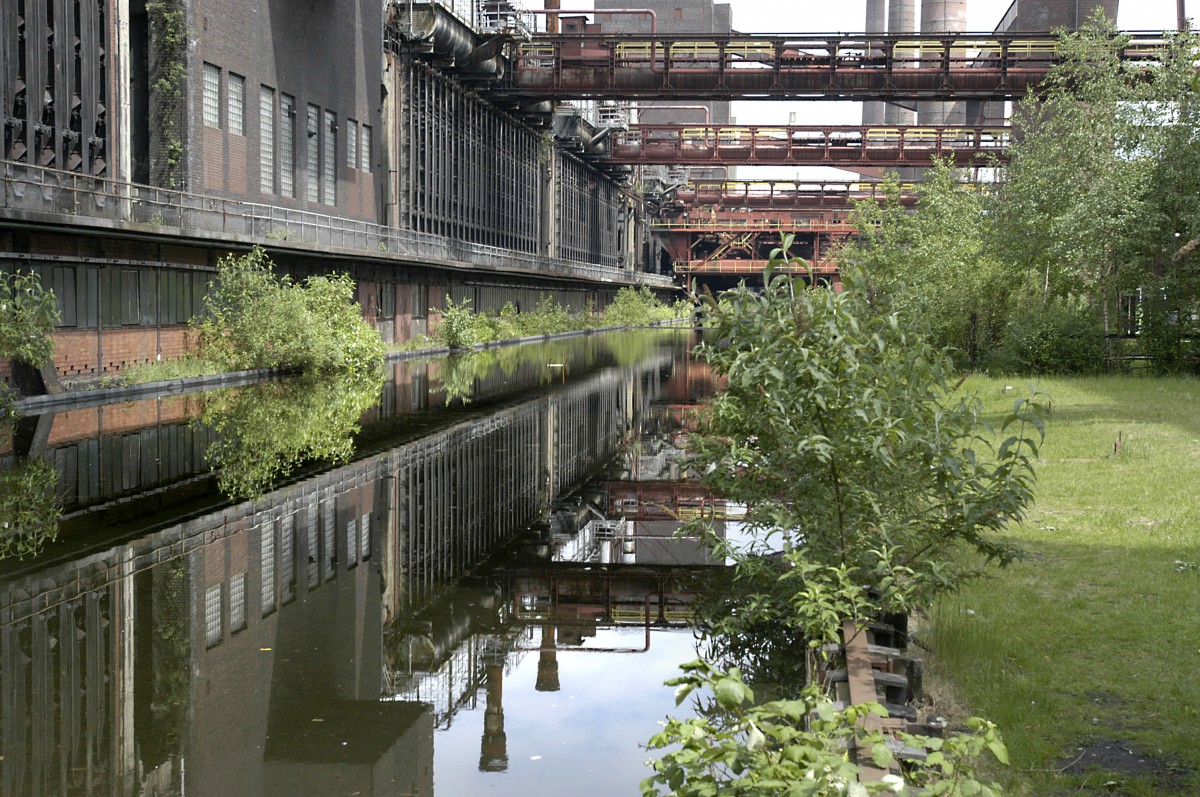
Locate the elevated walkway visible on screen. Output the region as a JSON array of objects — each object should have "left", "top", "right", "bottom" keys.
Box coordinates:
[{"left": 503, "top": 31, "right": 1164, "bottom": 100}]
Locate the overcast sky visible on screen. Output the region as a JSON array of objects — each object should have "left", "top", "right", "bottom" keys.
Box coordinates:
[{"left": 724, "top": 1, "right": 1180, "bottom": 34}]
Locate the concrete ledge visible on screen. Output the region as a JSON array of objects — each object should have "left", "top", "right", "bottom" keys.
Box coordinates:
[{"left": 11, "top": 321, "right": 694, "bottom": 413}]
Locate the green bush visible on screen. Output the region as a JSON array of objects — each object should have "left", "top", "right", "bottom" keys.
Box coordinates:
[
  {"left": 602, "top": 286, "right": 677, "bottom": 327},
  {"left": 0, "top": 269, "right": 60, "bottom": 417},
  {"left": 986, "top": 299, "right": 1106, "bottom": 375},
  {"left": 195, "top": 246, "right": 384, "bottom": 373}
]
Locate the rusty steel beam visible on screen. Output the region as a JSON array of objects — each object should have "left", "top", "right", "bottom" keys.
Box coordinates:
[
  {"left": 506, "top": 31, "right": 1166, "bottom": 101},
  {"left": 667, "top": 180, "right": 922, "bottom": 210},
  {"left": 609, "top": 124, "right": 1009, "bottom": 166}
]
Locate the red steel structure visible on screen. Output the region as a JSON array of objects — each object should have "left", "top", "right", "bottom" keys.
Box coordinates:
[
  {"left": 609, "top": 124, "right": 1010, "bottom": 167},
  {"left": 507, "top": 31, "right": 1165, "bottom": 100},
  {"left": 656, "top": 180, "right": 928, "bottom": 279}
]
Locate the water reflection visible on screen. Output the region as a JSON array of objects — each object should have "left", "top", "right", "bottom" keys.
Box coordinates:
[
  {"left": 0, "top": 457, "right": 61, "bottom": 559},
  {"left": 0, "top": 329, "right": 723, "bottom": 797},
  {"left": 198, "top": 369, "right": 385, "bottom": 500}
]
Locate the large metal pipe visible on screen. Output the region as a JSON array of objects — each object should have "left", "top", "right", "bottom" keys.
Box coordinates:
[
  {"left": 919, "top": 0, "right": 968, "bottom": 125},
  {"left": 518, "top": 7, "right": 657, "bottom": 33}
]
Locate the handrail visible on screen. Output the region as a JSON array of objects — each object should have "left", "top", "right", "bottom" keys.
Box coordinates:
[{"left": 0, "top": 160, "right": 672, "bottom": 288}]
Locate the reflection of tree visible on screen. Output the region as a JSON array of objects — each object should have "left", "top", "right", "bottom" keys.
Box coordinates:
[
  {"left": 0, "top": 456, "right": 62, "bottom": 559},
  {"left": 198, "top": 370, "right": 383, "bottom": 500}
]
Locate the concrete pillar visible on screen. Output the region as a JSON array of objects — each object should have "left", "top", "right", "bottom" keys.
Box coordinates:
[
  {"left": 919, "top": 0, "right": 968, "bottom": 126},
  {"left": 884, "top": 0, "right": 917, "bottom": 126}
]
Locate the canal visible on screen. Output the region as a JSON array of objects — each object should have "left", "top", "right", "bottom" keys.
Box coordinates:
[{"left": 0, "top": 329, "right": 727, "bottom": 797}]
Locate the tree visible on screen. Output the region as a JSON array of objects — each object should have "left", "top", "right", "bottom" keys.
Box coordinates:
[
  {"left": 840, "top": 162, "right": 1009, "bottom": 369},
  {"left": 644, "top": 246, "right": 1037, "bottom": 795},
  {"left": 991, "top": 14, "right": 1153, "bottom": 370},
  {"left": 690, "top": 254, "right": 1041, "bottom": 618}
]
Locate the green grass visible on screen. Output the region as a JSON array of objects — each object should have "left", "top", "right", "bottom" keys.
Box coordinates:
[
  {"left": 924, "top": 375, "right": 1200, "bottom": 796},
  {"left": 117, "top": 356, "right": 226, "bottom": 385}
]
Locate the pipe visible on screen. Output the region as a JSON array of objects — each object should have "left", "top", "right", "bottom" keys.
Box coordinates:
[
  {"left": 625, "top": 104, "right": 711, "bottom": 124},
  {"left": 517, "top": 8, "right": 657, "bottom": 34},
  {"left": 1180, "top": 0, "right": 1188, "bottom": 30}
]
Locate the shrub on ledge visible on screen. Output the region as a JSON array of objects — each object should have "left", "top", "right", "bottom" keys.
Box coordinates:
[{"left": 195, "top": 246, "right": 384, "bottom": 373}]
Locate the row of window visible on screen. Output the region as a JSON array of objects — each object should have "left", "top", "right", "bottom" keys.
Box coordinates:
[
  {"left": 203, "top": 509, "right": 373, "bottom": 649},
  {"left": 201, "top": 63, "right": 372, "bottom": 205}
]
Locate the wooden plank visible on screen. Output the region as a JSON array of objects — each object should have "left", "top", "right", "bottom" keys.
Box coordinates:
[{"left": 843, "top": 619, "right": 889, "bottom": 782}]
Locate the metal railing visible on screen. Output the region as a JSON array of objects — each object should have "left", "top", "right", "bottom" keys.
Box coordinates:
[{"left": 0, "top": 160, "right": 673, "bottom": 288}]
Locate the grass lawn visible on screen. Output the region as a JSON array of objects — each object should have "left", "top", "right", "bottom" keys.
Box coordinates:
[{"left": 924, "top": 375, "right": 1200, "bottom": 796}]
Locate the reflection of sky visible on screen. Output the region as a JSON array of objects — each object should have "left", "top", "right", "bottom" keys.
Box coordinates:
[{"left": 433, "top": 628, "right": 699, "bottom": 796}]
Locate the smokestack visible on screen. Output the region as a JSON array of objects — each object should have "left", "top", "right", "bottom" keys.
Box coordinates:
[
  {"left": 919, "top": 0, "right": 968, "bottom": 125},
  {"left": 885, "top": 0, "right": 917, "bottom": 126},
  {"left": 862, "top": 0, "right": 887, "bottom": 126}
]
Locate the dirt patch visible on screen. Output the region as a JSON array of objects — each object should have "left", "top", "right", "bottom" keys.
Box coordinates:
[{"left": 1059, "top": 739, "right": 1193, "bottom": 793}]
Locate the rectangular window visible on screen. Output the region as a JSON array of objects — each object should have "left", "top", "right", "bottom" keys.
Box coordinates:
[
  {"left": 360, "top": 124, "right": 371, "bottom": 172},
  {"left": 306, "top": 505, "right": 319, "bottom": 588},
  {"left": 411, "top": 284, "right": 428, "bottom": 319},
  {"left": 204, "top": 584, "right": 222, "bottom": 647},
  {"left": 260, "top": 87, "right": 275, "bottom": 193},
  {"left": 261, "top": 523, "right": 276, "bottom": 615},
  {"left": 230, "top": 573, "right": 247, "bottom": 632},
  {"left": 378, "top": 283, "right": 395, "bottom": 319},
  {"left": 281, "top": 512, "right": 295, "bottom": 602},
  {"left": 346, "top": 518, "right": 358, "bottom": 567},
  {"left": 323, "top": 501, "right": 336, "bottom": 579},
  {"left": 360, "top": 513, "right": 371, "bottom": 560},
  {"left": 305, "top": 104, "right": 320, "bottom": 203},
  {"left": 280, "top": 94, "right": 296, "bottom": 198},
  {"left": 202, "top": 63, "right": 221, "bottom": 128},
  {"left": 347, "top": 119, "right": 358, "bottom": 169},
  {"left": 228, "top": 73, "right": 245, "bottom": 135},
  {"left": 323, "top": 110, "right": 337, "bottom": 205}
]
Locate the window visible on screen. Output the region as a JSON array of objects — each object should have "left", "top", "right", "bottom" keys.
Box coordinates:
[
  {"left": 261, "top": 523, "right": 276, "bottom": 615},
  {"left": 202, "top": 63, "right": 220, "bottom": 127},
  {"left": 411, "top": 284, "right": 428, "bottom": 318},
  {"left": 280, "top": 94, "right": 296, "bottom": 198},
  {"left": 230, "top": 573, "right": 247, "bottom": 632},
  {"left": 346, "top": 518, "right": 358, "bottom": 567},
  {"left": 322, "top": 110, "right": 336, "bottom": 205},
  {"left": 360, "top": 513, "right": 371, "bottom": 560},
  {"left": 378, "top": 283, "right": 395, "bottom": 319},
  {"left": 305, "top": 104, "right": 320, "bottom": 202},
  {"left": 674, "top": 7, "right": 683, "bottom": 19},
  {"left": 260, "top": 87, "right": 275, "bottom": 193},
  {"left": 347, "top": 119, "right": 358, "bottom": 169},
  {"left": 228, "top": 73, "right": 245, "bottom": 135},
  {"left": 280, "top": 512, "right": 296, "bottom": 603},
  {"left": 323, "top": 501, "right": 336, "bottom": 579},
  {"left": 204, "top": 584, "right": 222, "bottom": 647},
  {"left": 360, "top": 124, "right": 371, "bottom": 172}
]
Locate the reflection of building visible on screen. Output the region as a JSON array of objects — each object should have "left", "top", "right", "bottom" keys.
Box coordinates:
[{"left": 0, "top": 340, "right": 680, "bottom": 796}]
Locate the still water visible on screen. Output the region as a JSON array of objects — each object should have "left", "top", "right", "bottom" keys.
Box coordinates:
[{"left": 0, "top": 330, "right": 726, "bottom": 797}]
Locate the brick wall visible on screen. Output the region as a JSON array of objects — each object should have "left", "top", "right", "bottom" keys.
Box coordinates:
[
  {"left": 190, "top": 0, "right": 383, "bottom": 222},
  {"left": 46, "top": 394, "right": 201, "bottom": 448},
  {"left": 29, "top": 325, "right": 196, "bottom": 383}
]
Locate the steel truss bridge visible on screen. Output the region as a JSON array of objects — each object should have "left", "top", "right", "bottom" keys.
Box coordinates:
[
  {"left": 505, "top": 31, "right": 1165, "bottom": 100},
  {"left": 607, "top": 124, "right": 1010, "bottom": 167},
  {"left": 654, "top": 180, "right": 933, "bottom": 279}
]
